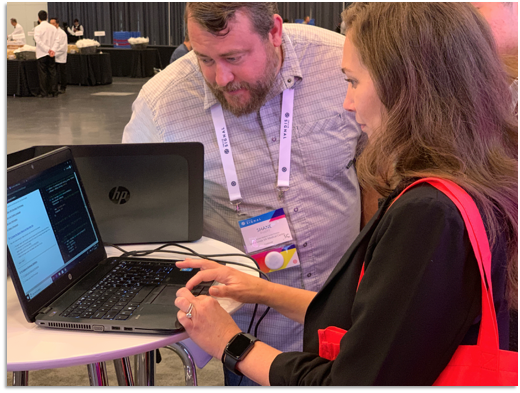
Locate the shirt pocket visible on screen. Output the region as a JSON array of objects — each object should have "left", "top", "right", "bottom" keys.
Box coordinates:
[{"left": 294, "top": 112, "right": 359, "bottom": 180}]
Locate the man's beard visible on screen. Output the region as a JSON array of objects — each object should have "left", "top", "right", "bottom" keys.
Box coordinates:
[{"left": 206, "top": 43, "right": 280, "bottom": 117}]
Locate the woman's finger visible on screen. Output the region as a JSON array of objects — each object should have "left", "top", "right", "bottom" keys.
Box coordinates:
[{"left": 176, "top": 258, "right": 222, "bottom": 270}]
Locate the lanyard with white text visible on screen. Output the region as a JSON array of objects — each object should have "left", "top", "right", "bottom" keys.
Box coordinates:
[{"left": 211, "top": 89, "right": 295, "bottom": 212}]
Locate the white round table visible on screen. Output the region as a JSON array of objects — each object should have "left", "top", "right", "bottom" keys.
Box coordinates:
[{"left": 7, "top": 237, "right": 257, "bottom": 386}]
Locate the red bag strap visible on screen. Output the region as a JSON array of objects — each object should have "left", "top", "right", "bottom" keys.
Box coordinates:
[{"left": 359, "top": 178, "right": 500, "bottom": 350}]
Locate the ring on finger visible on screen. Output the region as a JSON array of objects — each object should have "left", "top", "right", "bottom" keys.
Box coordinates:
[{"left": 186, "top": 303, "right": 193, "bottom": 319}]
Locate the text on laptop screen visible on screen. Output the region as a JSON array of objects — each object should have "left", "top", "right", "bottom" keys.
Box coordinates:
[{"left": 7, "top": 160, "right": 99, "bottom": 300}]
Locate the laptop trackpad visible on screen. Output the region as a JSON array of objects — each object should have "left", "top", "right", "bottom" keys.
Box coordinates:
[{"left": 150, "top": 285, "right": 183, "bottom": 305}]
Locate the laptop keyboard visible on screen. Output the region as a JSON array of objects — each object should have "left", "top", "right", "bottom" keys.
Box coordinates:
[{"left": 60, "top": 260, "right": 211, "bottom": 321}]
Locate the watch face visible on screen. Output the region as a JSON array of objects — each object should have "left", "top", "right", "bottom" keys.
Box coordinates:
[{"left": 228, "top": 334, "right": 253, "bottom": 356}]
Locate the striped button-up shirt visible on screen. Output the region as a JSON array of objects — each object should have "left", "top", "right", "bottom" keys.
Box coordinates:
[{"left": 123, "top": 24, "right": 362, "bottom": 353}]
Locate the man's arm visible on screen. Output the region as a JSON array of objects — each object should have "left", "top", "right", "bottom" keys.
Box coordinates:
[{"left": 122, "top": 93, "right": 163, "bottom": 143}]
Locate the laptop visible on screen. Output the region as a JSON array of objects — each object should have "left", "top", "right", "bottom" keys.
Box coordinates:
[
  {"left": 7, "top": 143, "right": 204, "bottom": 245},
  {"left": 7, "top": 147, "right": 212, "bottom": 334}
]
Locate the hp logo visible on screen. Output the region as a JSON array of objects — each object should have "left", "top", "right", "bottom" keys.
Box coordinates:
[
  {"left": 282, "top": 167, "right": 287, "bottom": 172},
  {"left": 224, "top": 149, "right": 230, "bottom": 154},
  {"left": 285, "top": 112, "right": 290, "bottom": 118},
  {"left": 109, "top": 186, "right": 130, "bottom": 205},
  {"left": 231, "top": 181, "right": 237, "bottom": 187}
]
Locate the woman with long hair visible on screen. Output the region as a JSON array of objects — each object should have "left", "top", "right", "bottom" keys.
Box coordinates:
[{"left": 173, "top": 3, "right": 517, "bottom": 385}]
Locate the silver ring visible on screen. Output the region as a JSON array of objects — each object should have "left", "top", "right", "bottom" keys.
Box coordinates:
[{"left": 186, "top": 303, "right": 194, "bottom": 319}]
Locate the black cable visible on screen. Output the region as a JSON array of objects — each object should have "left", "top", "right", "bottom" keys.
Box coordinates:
[
  {"left": 104, "top": 242, "right": 271, "bottom": 281},
  {"left": 103, "top": 241, "right": 272, "bottom": 344}
]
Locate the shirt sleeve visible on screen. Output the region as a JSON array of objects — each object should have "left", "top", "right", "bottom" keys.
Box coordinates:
[
  {"left": 33, "top": 27, "right": 41, "bottom": 46},
  {"left": 51, "top": 31, "right": 61, "bottom": 53},
  {"left": 122, "top": 92, "right": 162, "bottom": 143},
  {"left": 269, "top": 187, "right": 482, "bottom": 385}
]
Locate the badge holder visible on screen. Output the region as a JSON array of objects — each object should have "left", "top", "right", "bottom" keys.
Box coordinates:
[{"left": 238, "top": 208, "right": 301, "bottom": 274}]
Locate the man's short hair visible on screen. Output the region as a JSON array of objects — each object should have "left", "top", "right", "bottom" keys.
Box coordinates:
[
  {"left": 11, "top": 18, "right": 17, "bottom": 23},
  {"left": 50, "top": 17, "right": 59, "bottom": 25},
  {"left": 38, "top": 10, "right": 47, "bottom": 21},
  {"left": 185, "top": 2, "right": 278, "bottom": 40}
]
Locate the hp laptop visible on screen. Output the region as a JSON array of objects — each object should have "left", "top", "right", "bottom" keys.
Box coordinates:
[
  {"left": 7, "top": 143, "right": 204, "bottom": 245},
  {"left": 7, "top": 147, "right": 212, "bottom": 334}
]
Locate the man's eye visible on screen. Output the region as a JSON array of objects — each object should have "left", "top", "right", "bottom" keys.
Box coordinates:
[{"left": 200, "top": 58, "right": 213, "bottom": 65}]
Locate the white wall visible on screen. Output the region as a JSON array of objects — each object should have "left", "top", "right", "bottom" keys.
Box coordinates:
[{"left": 7, "top": 2, "right": 47, "bottom": 46}]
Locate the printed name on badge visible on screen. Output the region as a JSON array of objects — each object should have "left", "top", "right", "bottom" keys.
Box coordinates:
[{"left": 239, "top": 208, "right": 293, "bottom": 254}]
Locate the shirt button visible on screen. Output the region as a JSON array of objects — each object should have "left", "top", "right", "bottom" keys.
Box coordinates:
[
  {"left": 303, "top": 242, "right": 308, "bottom": 247},
  {"left": 307, "top": 273, "right": 312, "bottom": 278},
  {"left": 287, "top": 78, "right": 292, "bottom": 83},
  {"left": 272, "top": 137, "right": 277, "bottom": 142},
  {"left": 294, "top": 207, "right": 298, "bottom": 212}
]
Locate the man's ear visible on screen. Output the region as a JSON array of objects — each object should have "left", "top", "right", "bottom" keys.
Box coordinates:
[{"left": 269, "top": 14, "right": 284, "bottom": 48}]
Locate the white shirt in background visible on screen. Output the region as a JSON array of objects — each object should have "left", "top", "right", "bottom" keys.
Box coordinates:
[
  {"left": 34, "top": 20, "right": 58, "bottom": 59},
  {"left": 52, "top": 28, "right": 68, "bottom": 63},
  {"left": 8, "top": 23, "right": 26, "bottom": 44}
]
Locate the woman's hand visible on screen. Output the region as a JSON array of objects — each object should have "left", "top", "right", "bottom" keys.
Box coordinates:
[
  {"left": 175, "top": 287, "right": 241, "bottom": 359},
  {"left": 176, "top": 259, "right": 268, "bottom": 304},
  {"left": 177, "top": 258, "right": 317, "bottom": 326}
]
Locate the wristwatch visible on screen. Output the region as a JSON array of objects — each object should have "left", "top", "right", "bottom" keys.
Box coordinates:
[{"left": 221, "top": 332, "right": 260, "bottom": 376}]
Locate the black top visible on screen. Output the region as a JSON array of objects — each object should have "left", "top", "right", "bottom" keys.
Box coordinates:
[{"left": 269, "top": 183, "right": 509, "bottom": 385}]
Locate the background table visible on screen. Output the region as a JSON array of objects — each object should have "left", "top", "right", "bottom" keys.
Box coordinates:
[
  {"left": 99, "top": 48, "right": 162, "bottom": 77},
  {"left": 7, "top": 54, "right": 112, "bottom": 96},
  {"left": 7, "top": 237, "right": 257, "bottom": 386},
  {"left": 67, "top": 53, "right": 112, "bottom": 86},
  {"left": 7, "top": 59, "right": 40, "bottom": 96}
]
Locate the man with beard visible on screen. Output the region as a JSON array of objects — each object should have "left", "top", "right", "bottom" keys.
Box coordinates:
[{"left": 123, "top": 3, "right": 362, "bottom": 386}]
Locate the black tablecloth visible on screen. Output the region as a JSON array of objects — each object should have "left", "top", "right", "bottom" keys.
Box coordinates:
[
  {"left": 7, "top": 59, "right": 40, "bottom": 96},
  {"left": 99, "top": 48, "right": 162, "bottom": 77},
  {"left": 67, "top": 53, "right": 112, "bottom": 86}
]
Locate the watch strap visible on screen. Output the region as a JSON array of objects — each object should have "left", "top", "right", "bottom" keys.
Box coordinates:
[{"left": 222, "top": 332, "right": 259, "bottom": 376}]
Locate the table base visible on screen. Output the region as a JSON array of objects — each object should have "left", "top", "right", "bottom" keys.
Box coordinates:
[{"left": 11, "top": 346, "right": 198, "bottom": 387}]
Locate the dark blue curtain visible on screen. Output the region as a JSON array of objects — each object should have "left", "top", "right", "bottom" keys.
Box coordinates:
[
  {"left": 47, "top": 2, "right": 345, "bottom": 46},
  {"left": 48, "top": 2, "right": 113, "bottom": 44},
  {"left": 276, "top": 2, "right": 346, "bottom": 31},
  {"left": 48, "top": 2, "right": 179, "bottom": 46}
]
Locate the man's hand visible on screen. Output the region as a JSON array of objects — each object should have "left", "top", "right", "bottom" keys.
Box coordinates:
[{"left": 48, "top": 50, "right": 55, "bottom": 57}]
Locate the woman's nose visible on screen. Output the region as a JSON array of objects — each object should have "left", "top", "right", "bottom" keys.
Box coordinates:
[{"left": 343, "top": 90, "right": 356, "bottom": 112}]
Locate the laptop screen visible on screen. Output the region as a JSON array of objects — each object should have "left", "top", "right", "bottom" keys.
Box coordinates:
[{"left": 7, "top": 158, "right": 100, "bottom": 301}]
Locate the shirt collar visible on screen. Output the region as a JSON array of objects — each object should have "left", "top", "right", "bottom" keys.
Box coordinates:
[{"left": 203, "top": 29, "right": 303, "bottom": 111}]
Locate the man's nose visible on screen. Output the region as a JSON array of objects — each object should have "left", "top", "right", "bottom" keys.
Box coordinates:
[{"left": 215, "top": 63, "right": 234, "bottom": 87}]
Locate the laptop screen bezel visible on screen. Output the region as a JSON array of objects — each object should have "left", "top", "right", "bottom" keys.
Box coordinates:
[{"left": 7, "top": 147, "right": 108, "bottom": 322}]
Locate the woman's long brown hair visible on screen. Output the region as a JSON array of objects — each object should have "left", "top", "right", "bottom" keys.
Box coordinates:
[{"left": 344, "top": 3, "right": 518, "bottom": 309}]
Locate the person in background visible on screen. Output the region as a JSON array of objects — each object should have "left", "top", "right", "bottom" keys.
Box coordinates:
[
  {"left": 123, "top": 2, "right": 362, "bottom": 386},
  {"left": 173, "top": 2, "right": 517, "bottom": 385},
  {"left": 34, "top": 10, "right": 57, "bottom": 98},
  {"left": 50, "top": 17, "right": 68, "bottom": 94},
  {"left": 169, "top": 31, "right": 192, "bottom": 63},
  {"left": 8, "top": 18, "right": 26, "bottom": 44},
  {"left": 67, "top": 19, "right": 83, "bottom": 43},
  {"left": 72, "top": 19, "right": 84, "bottom": 36},
  {"left": 303, "top": 16, "right": 310, "bottom": 24}
]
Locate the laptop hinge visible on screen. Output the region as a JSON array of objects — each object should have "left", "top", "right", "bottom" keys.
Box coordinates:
[{"left": 40, "top": 306, "right": 52, "bottom": 314}]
